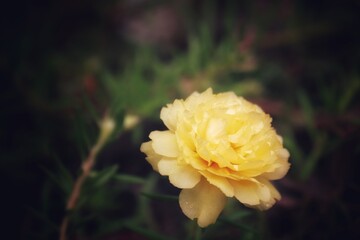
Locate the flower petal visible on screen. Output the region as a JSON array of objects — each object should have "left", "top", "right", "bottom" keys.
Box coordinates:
[
  {"left": 140, "top": 141, "right": 161, "bottom": 171},
  {"left": 263, "top": 151, "right": 290, "bottom": 180},
  {"left": 206, "top": 118, "right": 226, "bottom": 139},
  {"left": 231, "top": 179, "right": 280, "bottom": 210},
  {"left": 231, "top": 179, "right": 262, "bottom": 205},
  {"left": 150, "top": 130, "right": 179, "bottom": 157},
  {"left": 185, "top": 88, "right": 214, "bottom": 111},
  {"left": 157, "top": 158, "right": 178, "bottom": 175},
  {"left": 141, "top": 88, "right": 290, "bottom": 226},
  {"left": 158, "top": 159, "right": 201, "bottom": 188},
  {"left": 169, "top": 166, "right": 201, "bottom": 189},
  {"left": 258, "top": 179, "right": 281, "bottom": 210},
  {"left": 160, "top": 100, "right": 185, "bottom": 131},
  {"left": 179, "top": 179, "right": 227, "bottom": 227},
  {"left": 200, "top": 171, "right": 234, "bottom": 197}
]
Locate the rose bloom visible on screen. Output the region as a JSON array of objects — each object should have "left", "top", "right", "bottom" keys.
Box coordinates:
[{"left": 140, "top": 88, "right": 290, "bottom": 227}]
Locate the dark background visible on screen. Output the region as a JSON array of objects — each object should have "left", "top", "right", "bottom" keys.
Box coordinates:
[{"left": 1, "top": 0, "right": 360, "bottom": 239}]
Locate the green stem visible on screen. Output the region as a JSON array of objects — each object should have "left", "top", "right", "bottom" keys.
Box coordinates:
[
  {"left": 59, "top": 114, "right": 115, "bottom": 240},
  {"left": 190, "top": 220, "right": 202, "bottom": 240},
  {"left": 195, "top": 227, "right": 202, "bottom": 240}
]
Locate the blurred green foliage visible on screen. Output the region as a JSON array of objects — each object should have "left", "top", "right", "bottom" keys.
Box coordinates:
[{"left": 2, "top": 0, "right": 360, "bottom": 239}]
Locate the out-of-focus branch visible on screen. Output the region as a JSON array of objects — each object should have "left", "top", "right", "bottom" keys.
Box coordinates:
[{"left": 59, "top": 115, "right": 115, "bottom": 240}]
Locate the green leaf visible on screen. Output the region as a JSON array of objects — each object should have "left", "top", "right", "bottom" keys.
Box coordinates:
[
  {"left": 81, "top": 93, "right": 100, "bottom": 121},
  {"left": 113, "top": 174, "right": 146, "bottom": 184},
  {"left": 92, "top": 165, "right": 119, "bottom": 187},
  {"left": 25, "top": 207, "right": 59, "bottom": 231},
  {"left": 283, "top": 131, "right": 305, "bottom": 172},
  {"left": 109, "top": 109, "right": 125, "bottom": 141},
  {"left": 187, "top": 36, "right": 202, "bottom": 74},
  {"left": 338, "top": 76, "right": 360, "bottom": 113},
  {"left": 226, "top": 210, "right": 252, "bottom": 221},
  {"left": 53, "top": 155, "right": 74, "bottom": 191},
  {"left": 123, "top": 222, "right": 173, "bottom": 240},
  {"left": 40, "top": 157, "right": 73, "bottom": 195},
  {"left": 297, "top": 89, "right": 315, "bottom": 132},
  {"left": 300, "top": 133, "right": 327, "bottom": 180},
  {"left": 140, "top": 192, "right": 178, "bottom": 202},
  {"left": 72, "top": 112, "right": 95, "bottom": 154},
  {"left": 218, "top": 217, "right": 257, "bottom": 233}
]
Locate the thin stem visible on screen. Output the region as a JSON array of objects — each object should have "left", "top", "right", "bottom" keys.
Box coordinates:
[
  {"left": 59, "top": 115, "right": 115, "bottom": 240},
  {"left": 194, "top": 226, "right": 202, "bottom": 240},
  {"left": 189, "top": 220, "right": 202, "bottom": 240},
  {"left": 59, "top": 144, "right": 100, "bottom": 240}
]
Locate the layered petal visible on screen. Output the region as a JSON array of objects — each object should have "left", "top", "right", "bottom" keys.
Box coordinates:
[
  {"left": 141, "top": 88, "right": 290, "bottom": 227},
  {"left": 231, "top": 178, "right": 280, "bottom": 210},
  {"left": 160, "top": 99, "right": 185, "bottom": 131},
  {"left": 150, "top": 130, "right": 179, "bottom": 157},
  {"left": 179, "top": 178, "right": 227, "bottom": 227},
  {"left": 158, "top": 159, "right": 201, "bottom": 189},
  {"left": 200, "top": 171, "right": 234, "bottom": 197},
  {"left": 185, "top": 88, "right": 214, "bottom": 111},
  {"left": 262, "top": 148, "right": 290, "bottom": 180},
  {"left": 140, "top": 141, "right": 161, "bottom": 171}
]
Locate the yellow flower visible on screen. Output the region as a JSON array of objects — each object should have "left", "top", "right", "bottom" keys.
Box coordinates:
[{"left": 140, "top": 88, "right": 290, "bottom": 227}]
